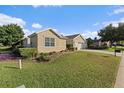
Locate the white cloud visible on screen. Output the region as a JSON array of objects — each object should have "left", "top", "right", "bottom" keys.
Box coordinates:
[
  {"left": 93, "top": 22, "right": 99, "bottom": 26},
  {"left": 102, "top": 17, "right": 124, "bottom": 27},
  {"left": 32, "top": 5, "right": 41, "bottom": 8},
  {"left": 32, "top": 23, "right": 42, "bottom": 29},
  {"left": 60, "top": 32, "right": 66, "bottom": 36},
  {"left": 0, "top": 13, "right": 33, "bottom": 37},
  {"left": 0, "top": 13, "right": 26, "bottom": 28},
  {"left": 113, "top": 7, "right": 124, "bottom": 14},
  {"left": 23, "top": 29, "right": 32, "bottom": 36},
  {"left": 82, "top": 30, "right": 99, "bottom": 39},
  {"left": 51, "top": 28, "right": 58, "bottom": 32},
  {"left": 32, "top": 5, "right": 62, "bottom": 8},
  {"left": 109, "top": 6, "right": 124, "bottom": 15}
]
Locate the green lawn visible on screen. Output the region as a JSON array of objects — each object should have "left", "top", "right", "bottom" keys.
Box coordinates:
[
  {"left": 107, "top": 46, "right": 124, "bottom": 52},
  {"left": 0, "top": 51, "right": 120, "bottom": 88}
]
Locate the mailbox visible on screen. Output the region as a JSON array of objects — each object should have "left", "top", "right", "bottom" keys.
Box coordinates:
[{"left": 115, "top": 49, "right": 121, "bottom": 53}]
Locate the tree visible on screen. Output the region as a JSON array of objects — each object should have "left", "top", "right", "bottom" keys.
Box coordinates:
[
  {"left": 86, "top": 38, "right": 94, "bottom": 48},
  {"left": 94, "top": 37, "right": 97, "bottom": 42},
  {"left": 117, "top": 23, "right": 124, "bottom": 41},
  {"left": 98, "top": 24, "right": 119, "bottom": 47},
  {"left": 0, "top": 24, "right": 24, "bottom": 46}
]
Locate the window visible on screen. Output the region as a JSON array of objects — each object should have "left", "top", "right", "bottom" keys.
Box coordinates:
[{"left": 45, "top": 37, "right": 55, "bottom": 47}]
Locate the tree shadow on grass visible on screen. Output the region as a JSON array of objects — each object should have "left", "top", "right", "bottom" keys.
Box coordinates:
[
  {"left": 102, "top": 55, "right": 110, "bottom": 58},
  {"left": 4, "top": 66, "right": 19, "bottom": 69}
]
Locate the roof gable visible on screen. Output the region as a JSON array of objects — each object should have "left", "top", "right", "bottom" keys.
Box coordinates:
[
  {"left": 74, "top": 34, "right": 85, "bottom": 41},
  {"left": 66, "top": 34, "right": 86, "bottom": 41},
  {"left": 28, "top": 28, "right": 66, "bottom": 39}
]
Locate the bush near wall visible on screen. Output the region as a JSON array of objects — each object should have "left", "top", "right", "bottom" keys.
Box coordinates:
[
  {"left": 66, "top": 44, "right": 77, "bottom": 51},
  {"left": 36, "top": 53, "right": 50, "bottom": 62},
  {"left": 88, "top": 45, "right": 108, "bottom": 50},
  {"left": 19, "top": 48, "right": 37, "bottom": 58}
]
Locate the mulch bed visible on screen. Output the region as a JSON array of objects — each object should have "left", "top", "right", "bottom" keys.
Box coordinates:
[{"left": 0, "top": 53, "right": 19, "bottom": 61}]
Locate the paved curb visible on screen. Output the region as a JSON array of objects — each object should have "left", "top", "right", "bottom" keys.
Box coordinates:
[{"left": 114, "top": 54, "right": 124, "bottom": 88}]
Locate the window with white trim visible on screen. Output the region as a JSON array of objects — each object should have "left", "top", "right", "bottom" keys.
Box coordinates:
[{"left": 45, "top": 37, "right": 55, "bottom": 47}]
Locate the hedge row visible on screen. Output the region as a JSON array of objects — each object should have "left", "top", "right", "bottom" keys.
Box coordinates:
[
  {"left": 19, "top": 48, "right": 37, "bottom": 58},
  {"left": 88, "top": 46, "right": 108, "bottom": 50},
  {"left": 12, "top": 48, "right": 37, "bottom": 58}
]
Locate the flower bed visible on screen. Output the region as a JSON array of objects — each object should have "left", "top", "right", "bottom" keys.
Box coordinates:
[{"left": 0, "top": 54, "right": 18, "bottom": 61}]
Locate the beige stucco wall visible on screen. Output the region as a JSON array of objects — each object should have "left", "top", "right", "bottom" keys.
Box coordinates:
[
  {"left": 66, "top": 35, "right": 87, "bottom": 49},
  {"left": 73, "top": 35, "right": 85, "bottom": 44},
  {"left": 73, "top": 35, "right": 87, "bottom": 49},
  {"left": 37, "top": 30, "right": 66, "bottom": 53}
]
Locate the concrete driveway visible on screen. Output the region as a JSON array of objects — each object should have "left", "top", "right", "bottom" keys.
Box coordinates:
[{"left": 81, "top": 49, "right": 122, "bottom": 57}]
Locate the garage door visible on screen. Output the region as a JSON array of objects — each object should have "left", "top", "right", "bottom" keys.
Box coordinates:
[{"left": 77, "top": 43, "right": 82, "bottom": 50}]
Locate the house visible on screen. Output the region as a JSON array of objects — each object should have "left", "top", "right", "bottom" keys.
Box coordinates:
[
  {"left": 66, "top": 34, "right": 87, "bottom": 50},
  {"left": 91, "top": 39, "right": 111, "bottom": 48},
  {"left": 23, "top": 37, "right": 30, "bottom": 47},
  {"left": 23, "top": 28, "right": 66, "bottom": 53}
]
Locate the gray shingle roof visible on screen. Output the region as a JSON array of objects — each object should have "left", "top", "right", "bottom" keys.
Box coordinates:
[{"left": 66, "top": 34, "right": 80, "bottom": 39}]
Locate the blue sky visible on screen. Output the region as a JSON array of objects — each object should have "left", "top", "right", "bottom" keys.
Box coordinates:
[{"left": 0, "top": 5, "right": 124, "bottom": 39}]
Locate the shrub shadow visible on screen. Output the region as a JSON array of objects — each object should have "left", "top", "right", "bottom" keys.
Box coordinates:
[
  {"left": 4, "top": 66, "right": 19, "bottom": 69},
  {"left": 102, "top": 55, "right": 110, "bottom": 58}
]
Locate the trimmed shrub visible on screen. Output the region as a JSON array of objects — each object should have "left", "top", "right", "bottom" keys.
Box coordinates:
[
  {"left": 69, "top": 48, "right": 77, "bottom": 51},
  {"left": 67, "top": 44, "right": 73, "bottom": 49},
  {"left": 19, "top": 48, "right": 37, "bottom": 58},
  {"left": 49, "top": 51, "right": 56, "bottom": 55},
  {"left": 67, "top": 44, "right": 77, "bottom": 51},
  {"left": 36, "top": 53, "right": 50, "bottom": 62}
]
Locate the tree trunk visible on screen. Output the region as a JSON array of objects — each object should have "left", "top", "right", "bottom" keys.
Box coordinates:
[
  {"left": 109, "top": 41, "right": 112, "bottom": 48},
  {"left": 109, "top": 41, "right": 115, "bottom": 48}
]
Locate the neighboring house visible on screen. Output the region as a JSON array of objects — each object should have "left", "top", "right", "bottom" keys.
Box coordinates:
[
  {"left": 92, "top": 40, "right": 111, "bottom": 47},
  {"left": 23, "top": 37, "right": 30, "bottom": 47},
  {"left": 91, "top": 39, "right": 102, "bottom": 47},
  {"left": 66, "top": 34, "right": 87, "bottom": 50},
  {"left": 23, "top": 28, "right": 66, "bottom": 53}
]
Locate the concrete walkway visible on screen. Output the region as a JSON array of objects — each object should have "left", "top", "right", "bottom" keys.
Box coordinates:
[
  {"left": 81, "top": 49, "right": 122, "bottom": 57},
  {"left": 114, "top": 53, "right": 124, "bottom": 88}
]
